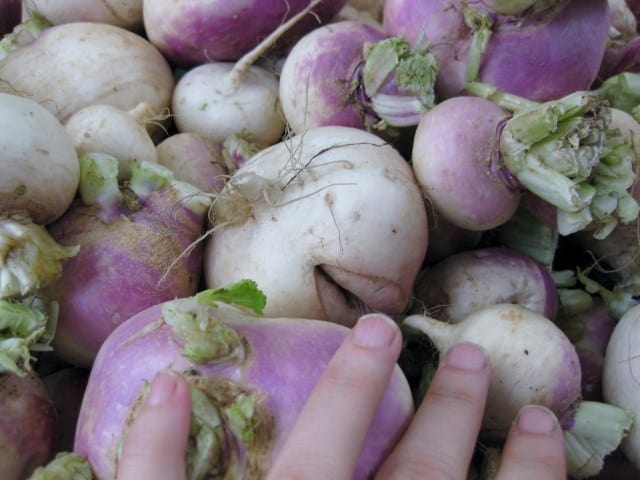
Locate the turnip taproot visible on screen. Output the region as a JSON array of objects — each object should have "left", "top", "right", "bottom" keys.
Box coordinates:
[
  {"left": 279, "top": 19, "right": 438, "bottom": 135},
  {"left": 42, "top": 157, "right": 212, "bottom": 368},
  {"left": 204, "top": 126, "right": 429, "bottom": 326},
  {"left": 404, "top": 303, "right": 634, "bottom": 478},
  {"left": 0, "top": 92, "right": 79, "bottom": 298},
  {"left": 74, "top": 283, "right": 414, "bottom": 479},
  {"left": 383, "top": 0, "right": 610, "bottom": 102},
  {"left": 0, "top": 22, "right": 174, "bottom": 125}
]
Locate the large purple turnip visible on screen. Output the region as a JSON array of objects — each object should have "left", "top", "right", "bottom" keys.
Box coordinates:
[
  {"left": 383, "top": 0, "right": 610, "bottom": 102},
  {"left": 74, "top": 285, "right": 414, "bottom": 480},
  {"left": 42, "top": 157, "right": 212, "bottom": 368}
]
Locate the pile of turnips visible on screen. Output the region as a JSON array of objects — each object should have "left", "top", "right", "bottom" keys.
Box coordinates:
[{"left": 2, "top": 0, "right": 640, "bottom": 478}]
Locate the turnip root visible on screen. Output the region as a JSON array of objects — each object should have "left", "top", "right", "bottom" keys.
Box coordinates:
[
  {"left": 412, "top": 247, "right": 558, "bottom": 323},
  {"left": 142, "top": 0, "right": 348, "bottom": 66},
  {"left": 22, "top": 0, "right": 143, "bottom": 31},
  {"left": 0, "top": 370, "right": 56, "bottom": 480},
  {"left": 64, "top": 103, "right": 159, "bottom": 181},
  {"left": 412, "top": 88, "right": 637, "bottom": 236},
  {"left": 0, "top": 22, "right": 174, "bottom": 125},
  {"left": 74, "top": 285, "right": 414, "bottom": 479},
  {"left": 383, "top": 0, "right": 610, "bottom": 102},
  {"left": 278, "top": 20, "right": 438, "bottom": 135},
  {"left": 602, "top": 303, "right": 640, "bottom": 470},
  {"left": 404, "top": 303, "right": 634, "bottom": 478},
  {"left": 172, "top": 62, "right": 285, "bottom": 146},
  {"left": 156, "top": 133, "right": 232, "bottom": 194},
  {"left": 204, "top": 126, "right": 429, "bottom": 326},
  {"left": 0, "top": 93, "right": 79, "bottom": 298},
  {"left": 42, "top": 157, "right": 212, "bottom": 367}
]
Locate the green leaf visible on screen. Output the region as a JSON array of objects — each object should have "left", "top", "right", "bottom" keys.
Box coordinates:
[{"left": 195, "top": 280, "right": 267, "bottom": 316}]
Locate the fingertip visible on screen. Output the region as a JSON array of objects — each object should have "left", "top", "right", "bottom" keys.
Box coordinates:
[
  {"left": 145, "top": 370, "right": 189, "bottom": 407},
  {"left": 351, "top": 313, "right": 402, "bottom": 350},
  {"left": 514, "top": 405, "right": 559, "bottom": 435},
  {"left": 441, "top": 342, "right": 489, "bottom": 372}
]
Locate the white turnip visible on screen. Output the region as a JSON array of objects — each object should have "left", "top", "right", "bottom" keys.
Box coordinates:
[
  {"left": 64, "top": 103, "right": 159, "bottom": 181},
  {"left": 404, "top": 303, "right": 634, "bottom": 478},
  {"left": 0, "top": 92, "right": 79, "bottom": 298},
  {"left": 74, "top": 285, "right": 414, "bottom": 479},
  {"left": 412, "top": 247, "right": 558, "bottom": 323},
  {"left": 22, "top": 0, "right": 143, "bottom": 31},
  {"left": 602, "top": 303, "right": 640, "bottom": 470},
  {"left": 0, "top": 22, "right": 174, "bottom": 125},
  {"left": 278, "top": 19, "right": 438, "bottom": 136},
  {"left": 204, "top": 126, "right": 429, "bottom": 326},
  {"left": 42, "top": 157, "right": 212, "bottom": 367}
]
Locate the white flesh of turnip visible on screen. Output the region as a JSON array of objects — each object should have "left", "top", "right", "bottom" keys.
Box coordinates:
[{"left": 22, "top": 0, "right": 143, "bottom": 31}]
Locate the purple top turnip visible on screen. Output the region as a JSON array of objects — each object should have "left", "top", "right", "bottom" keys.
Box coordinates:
[
  {"left": 42, "top": 157, "right": 212, "bottom": 368},
  {"left": 383, "top": 0, "right": 610, "bottom": 102},
  {"left": 75, "top": 286, "right": 414, "bottom": 479},
  {"left": 142, "top": 0, "right": 348, "bottom": 66},
  {"left": 279, "top": 19, "right": 438, "bottom": 135}
]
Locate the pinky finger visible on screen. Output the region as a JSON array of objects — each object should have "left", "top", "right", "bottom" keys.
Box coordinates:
[{"left": 495, "top": 405, "right": 566, "bottom": 480}]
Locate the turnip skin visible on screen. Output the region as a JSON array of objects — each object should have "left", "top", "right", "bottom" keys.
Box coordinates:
[
  {"left": 383, "top": 0, "right": 610, "bottom": 102},
  {"left": 172, "top": 62, "right": 285, "bottom": 146},
  {"left": 74, "top": 298, "right": 414, "bottom": 479},
  {"left": 279, "top": 20, "right": 438, "bottom": 135},
  {"left": 413, "top": 247, "right": 558, "bottom": 323},
  {"left": 64, "top": 103, "right": 159, "bottom": 181},
  {"left": 405, "top": 304, "right": 581, "bottom": 439},
  {"left": 142, "top": 0, "right": 348, "bottom": 66},
  {"left": 412, "top": 96, "right": 520, "bottom": 231},
  {"left": 22, "top": 0, "right": 143, "bottom": 31},
  {"left": 603, "top": 304, "right": 640, "bottom": 469},
  {"left": 43, "top": 160, "right": 211, "bottom": 368},
  {"left": 0, "top": 370, "right": 56, "bottom": 480},
  {"left": 0, "top": 93, "right": 79, "bottom": 225},
  {"left": 0, "top": 22, "right": 174, "bottom": 125},
  {"left": 204, "top": 126, "right": 429, "bottom": 326}
]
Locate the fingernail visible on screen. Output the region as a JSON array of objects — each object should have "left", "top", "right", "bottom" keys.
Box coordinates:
[
  {"left": 516, "top": 405, "right": 559, "bottom": 434},
  {"left": 442, "top": 342, "right": 487, "bottom": 371},
  {"left": 145, "top": 371, "right": 179, "bottom": 407},
  {"left": 352, "top": 314, "right": 399, "bottom": 348}
]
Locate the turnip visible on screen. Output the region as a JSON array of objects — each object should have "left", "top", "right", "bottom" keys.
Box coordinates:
[
  {"left": 423, "top": 210, "right": 482, "bottom": 265},
  {"left": 0, "top": 92, "right": 79, "bottom": 299},
  {"left": 0, "top": 298, "right": 58, "bottom": 479},
  {"left": 278, "top": 19, "right": 438, "bottom": 136},
  {"left": 74, "top": 282, "right": 414, "bottom": 479},
  {"left": 412, "top": 87, "right": 638, "bottom": 236},
  {"left": 42, "top": 157, "right": 212, "bottom": 368},
  {"left": 204, "top": 126, "right": 429, "bottom": 326},
  {"left": 142, "top": 0, "right": 348, "bottom": 66},
  {"left": 412, "top": 247, "right": 558, "bottom": 323},
  {"left": 64, "top": 103, "right": 159, "bottom": 181},
  {"left": 21, "top": 0, "right": 143, "bottom": 31},
  {"left": 0, "top": 22, "right": 174, "bottom": 125},
  {"left": 403, "top": 303, "right": 634, "bottom": 478},
  {"left": 602, "top": 303, "right": 640, "bottom": 470},
  {"left": 383, "top": 0, "right": 610, "bottom": 102},
  {"left": 156, "top": 133, "right": 232, "bottom": 194}
]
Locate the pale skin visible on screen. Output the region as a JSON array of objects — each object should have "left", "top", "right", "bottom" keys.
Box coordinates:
[{"left": 116, "top": 313, "right": 567, "bottom": 480}]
